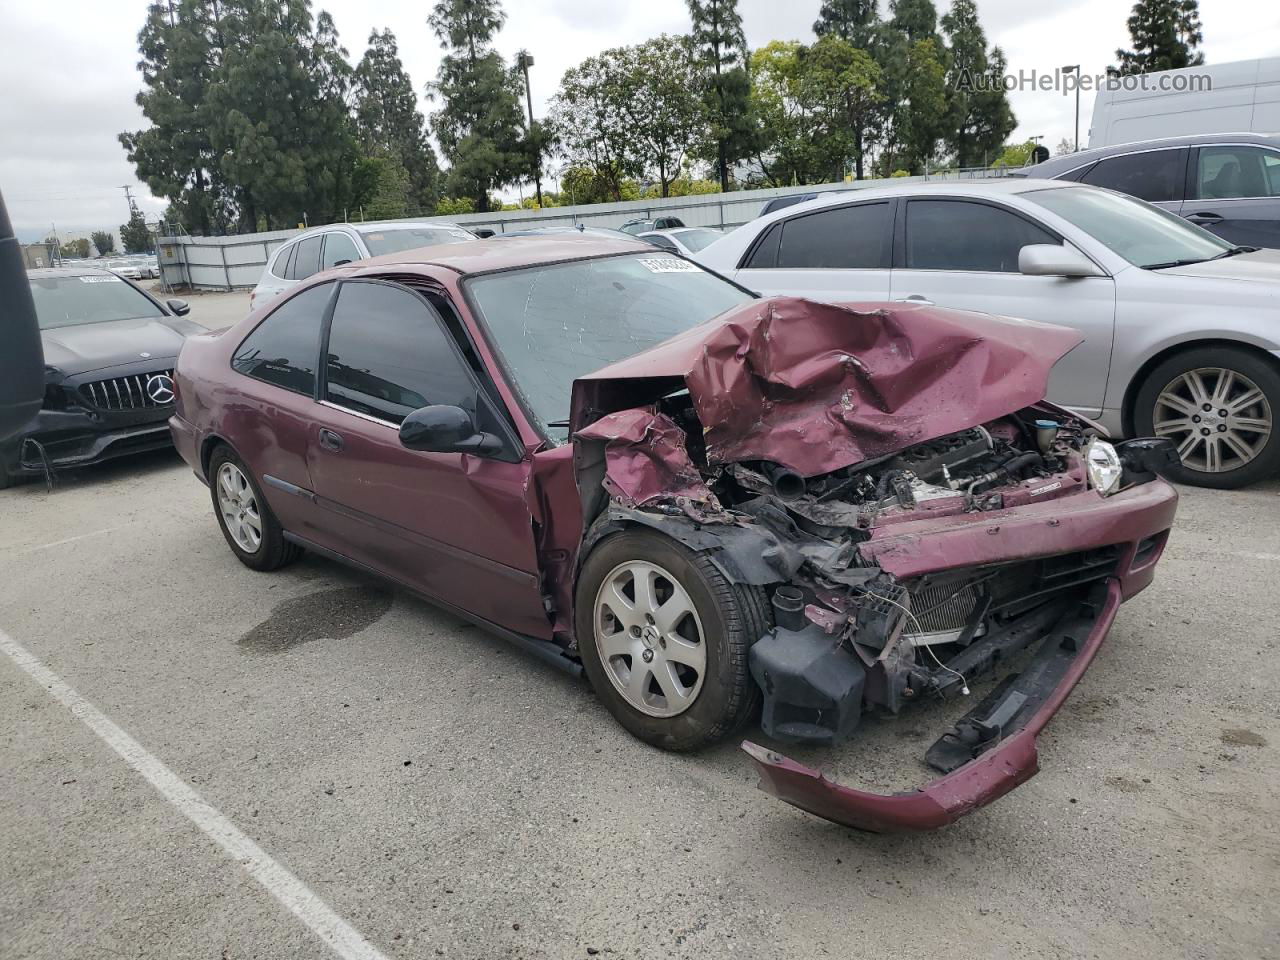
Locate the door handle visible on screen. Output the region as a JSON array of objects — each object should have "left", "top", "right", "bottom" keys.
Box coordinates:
[
  {"left": 318, "top": 428, "right": 344, "bottom": 452},
  {"left": 1186, "top": 212, "right": 1224, "bottom": 225},
  {"left": 894, "top": 295, "right": 935, "bottom": 305}
]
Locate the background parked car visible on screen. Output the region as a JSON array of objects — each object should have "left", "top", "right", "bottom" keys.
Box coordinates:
[
  {"left": 619, "top": 216, "right": 686, "bottom": 235},
  {"left": 105, "top": 258, "right": 142, "bottom": 280},
  {"left": 250, "top": 220, "right": 477, "bottom": 308},
  {"left": 636, "top": 227, "right": 724, "bottom": 255},
  {"left": 695, "top": 179, "right": 1280, "bottom": 488},
  {"left": 4, "top": 267, "right": 197, "bottom": 487},
  {"left": 1022, "top": 133, "right": 1280, "bottom": 248}
]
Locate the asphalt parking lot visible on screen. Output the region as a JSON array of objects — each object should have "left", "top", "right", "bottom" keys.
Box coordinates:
[
  {"left": 1, "top": 451, "right": 1277, "bottom": 959},
  {"left": 143, "top": 282, "right": 250, "bottom": 331}
]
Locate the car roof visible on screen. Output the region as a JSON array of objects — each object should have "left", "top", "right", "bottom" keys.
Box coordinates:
[
  {"left": 286, "top": 219, "right": 471, "bottom": 241},
  {"left": 1022, "top": 131, "right": 1280, "bottom": 177},
  {"left": 757, "top": 178, "right": 1077, "bottom": 212},
  {"left": 353, "top": 233, "right": 653, "bottom": 277}
]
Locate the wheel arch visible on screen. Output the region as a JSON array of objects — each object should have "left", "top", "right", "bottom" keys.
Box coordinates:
[
  {"left": 1121, "top": 337, "right": 1280, "bottom": 436},
  {"left": 199, "top": 433, "right": 232, "bottom": 482}
]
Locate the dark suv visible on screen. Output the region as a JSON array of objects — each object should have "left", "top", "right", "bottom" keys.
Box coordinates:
[{"left": 1022, "top": 132, "right": 1280, "bottom": 248}]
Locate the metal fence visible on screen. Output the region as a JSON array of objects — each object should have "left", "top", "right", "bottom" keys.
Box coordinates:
[{"left": 157, "top": 167, "right": 1014, "bottom": 292}]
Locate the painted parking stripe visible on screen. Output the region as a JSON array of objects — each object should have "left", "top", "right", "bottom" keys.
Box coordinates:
[{"left": 0, "top": 627, "right": 390, "bottom": 960}]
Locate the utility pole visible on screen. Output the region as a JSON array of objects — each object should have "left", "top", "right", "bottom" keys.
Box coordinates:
[
  {"left": 516, "top": 50, "right": 543, "bottom": 208},
  {"left": 1061, "top": 64, "right": 1081, "bottom": 151},
  {"left": 121, "top": 185, "right": 138, "bottom": 215}
]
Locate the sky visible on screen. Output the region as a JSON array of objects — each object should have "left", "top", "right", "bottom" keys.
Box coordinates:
[{"left": 2, "top": 0, "right": 1277, "bottom": 240}]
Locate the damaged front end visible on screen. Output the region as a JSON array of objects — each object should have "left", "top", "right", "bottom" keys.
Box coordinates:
[{"left": 570, "top": 297, "right": 1178, "bottom": 832}]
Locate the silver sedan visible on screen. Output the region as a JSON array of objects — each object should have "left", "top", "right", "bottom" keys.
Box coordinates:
[{"left": 696, "top": 179, "right": 1280, "bottom": 488}]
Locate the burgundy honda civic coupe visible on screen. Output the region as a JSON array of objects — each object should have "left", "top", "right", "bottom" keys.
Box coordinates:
[{"left": 170, "top": 234, "right": 1179, "bottom": 831}]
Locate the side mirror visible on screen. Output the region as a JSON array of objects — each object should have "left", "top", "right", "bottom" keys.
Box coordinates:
[
  {"left": 166, "top": 298, "right": 191, "bottom": 316},
  {"left": 1018, "top": 244, "right": 1104, "bottom": 278},
  {"left": 399, "top": 404, "right": 503, "bottom": 456}
]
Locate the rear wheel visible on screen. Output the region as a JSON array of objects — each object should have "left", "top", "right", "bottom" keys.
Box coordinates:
[
  {"left": 575, "top": 529, "right": 769, "bottom": 751},
  {"left": 207, "top": 445, "right": 301, "bottom": 571},
  {"left": 1135, "top": 347, "right": 1280, "bottom": 489}
]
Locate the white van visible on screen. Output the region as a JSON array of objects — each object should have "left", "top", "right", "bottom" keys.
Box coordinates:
[{"left": 1089, "top": 57, "right": 1280, "bottom": 148}]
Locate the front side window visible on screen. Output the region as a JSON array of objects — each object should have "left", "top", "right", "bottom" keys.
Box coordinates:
[
  {"left": 775, "top": 203, "right": 891, "bottom": 269},
  {"left": 1027, "top": 186, "right": 1232, "bottom": 268},
  {"left": 904, "top": 200, "right": 1058, "bottom": 272},
  {"left": 671, "top": 228, "right": 723, "bottom": 253},
  {"left": 466, "top": 253, "right": 753, "bottom": 435},
  {"left": 322, "top": 232, "right": 361, "bottom": 269},
  {"left": 1078, "top": 148, "right": 1186, "bottom": 203},
  {"left": 29, "top": 274, "right": 165, "bottom": 329},
  {"left": 324, "top": 281, "right": 479, "bottom": 426},
  {"left": 287, "top": 235, "right": 323, "bottom": 281},
  {"left": 1196, "top": 145, "right": 1280, "bottom": 199},
  {"left": 231, "top": 283, "right": 331, "bottom": 394}
]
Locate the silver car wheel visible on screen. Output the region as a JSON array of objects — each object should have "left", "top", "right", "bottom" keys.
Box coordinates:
[
  {"left": 593, "top": 559, "right": 707, "bottom": 718},
  {"left": 216, "top": 462, "right": 263, "bottom": 554},
  {"left": 1153, "top": 366, "right": 1273, "bottom": 474}
]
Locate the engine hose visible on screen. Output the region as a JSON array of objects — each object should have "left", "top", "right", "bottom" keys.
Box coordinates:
[{"left": 962, "top": 451, "right": 1043, "bottom": 496}]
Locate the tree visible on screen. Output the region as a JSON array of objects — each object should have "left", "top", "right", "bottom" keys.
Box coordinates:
[
  {"left": 889, "top": 0, "right": 940, "bottom": 44},
  {"left": 58, "top": 237, "right": 92, "bottom": 259},
  {"left": 91, "top": 231, "right": 116, "bottom": 256},
  {"left": 813, "top": 0, "right": 880, "bottom": 48},
  {"left": 1054, "top": 136, "right": 1076, "bottom": 156},
  {"left": 687, "top": 0, "right": 754, "bottom": 191},
  {"left": 120, "top": 0, "right": 230, "bottom": 235},
  {"left": 428, "top": 0, "right": 530, "bottom": 212},
  {"left": 799, "top": 35, "right": 881, "bottom": 181},
  {"left": 941, "top": 0, "right": 1016, "bottom": 168},
  {"left": 1114, "top": 0, "right": 1204, "bottom": 75},
  {"left": 351, "top": 156, "right": 413, "bottom": 220},
  {"left": 353, "top": 29, "right": 440, "bottom": 214},
  {"left": 878, "top": 37, "right": 947, "bottom": 174},
  {"left": 205, "top": 1, "right": 357, "bottom": 230},
  {"left": 618, "top": 37, "right": 705, "bottom": 197},
  {"left": 121, "top": 208, "right": 155, "bottom": 253},
  {"left": 548, "top": 49, "right": 641, "bottom": 202}
]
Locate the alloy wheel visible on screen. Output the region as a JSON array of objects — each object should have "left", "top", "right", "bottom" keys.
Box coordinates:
[
  {"left": 1153, "top": 366, "right": 1273, "bottom": 474},
  {"left": 216, "top": 462, "right": 263, "bottom": 553},
  {"left": 593, "top": 560, "right": 707, "bottom": 718}
]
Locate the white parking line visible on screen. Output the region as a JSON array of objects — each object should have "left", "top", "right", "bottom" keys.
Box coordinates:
[
  {"left": 14, "top": 526, "right": 129, "bottom": 555},
  {"left": 0, "top": 627, "right": 390, "bottom": 960}
]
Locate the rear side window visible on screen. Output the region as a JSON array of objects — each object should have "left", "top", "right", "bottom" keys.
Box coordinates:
[
  {"left": 904, "top": 200, "right": 1058, "bottom": 273},
  {"left": 231, "top": 283, "right": 332, "bottom": 395},
  {"left": 324, "top": 281, "right": 480, "bottom": 426},
  {"left": 322, "top": 232, "right": 361, "bottom": 269},
  {"left": 269, "top": 242, "right": 295, "bottom": 280},
  {"left": 774, "top": 203, "right": 891, "bottom": 269},
  {"left": 287, "top": 235, "right": 323, "bottom": 280},
  {"left": 1078, "top": 148, "right": 1186, "bottom": 203},
  {"left": 1196, "top": 145, "right": 1280, "bottom": 199}
]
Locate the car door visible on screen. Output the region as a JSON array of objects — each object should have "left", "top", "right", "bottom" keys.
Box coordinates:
[
  {"left": 304, "top": 278, "right": 551, "bottom": 639},
  {"left": 1075, "top": 147, "right": 1189, "bottom": 216},
  {"left": 1185, "top": 143, "right": 1280, "bottom": 248},
  {"left": 733, "top": 200, "right": 894, "bottom": 302},
  {"left": 888, "top": 197, "right": 1117, "bottom": 418}
]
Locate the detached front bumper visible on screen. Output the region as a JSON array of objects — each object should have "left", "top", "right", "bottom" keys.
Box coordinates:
[
  {"left": 2, "top": 407, "right": 173, "bottom": 477},
  {"left": 743, "top": 579, "right": 1122, "bottom": 832}
]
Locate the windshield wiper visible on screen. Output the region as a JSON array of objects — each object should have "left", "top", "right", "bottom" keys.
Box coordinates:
[
  {"left": 1209, "top": 245, "right": 1258, "bottom": 260},
  {"left": 545, "top": 419, "right": 572, "bottom": 429},
  {"left": 1141, "top": 257, "right": 1212, "bottom": 270}
]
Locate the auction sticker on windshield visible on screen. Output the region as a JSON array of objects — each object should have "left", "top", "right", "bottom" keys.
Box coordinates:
[
  {"left": 78, "top": 275, "right": 123, "bottom": 283},
  {"left": 637, "top": 257, "right": 700, "bottom": 273}
]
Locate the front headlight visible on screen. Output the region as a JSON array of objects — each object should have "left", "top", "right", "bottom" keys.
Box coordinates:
[{"left": 1085, "top": 439, "right": 1123, "bottom": 496}]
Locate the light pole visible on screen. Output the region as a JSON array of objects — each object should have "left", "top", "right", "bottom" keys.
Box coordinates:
[
  {"left": 516, "top": 50, "right": 544, "bottom": 208},
  {"left": 1061, "top": 64, "right": 1081, "bottom": 152}
]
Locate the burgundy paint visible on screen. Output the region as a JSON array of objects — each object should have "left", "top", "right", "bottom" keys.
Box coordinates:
[
  {"left": 575, "top": 409, "right": 717, "bottom": 507},
  {"left": 572, "top": 298, "right": 1084, "bottom": 477},
  {"left": 742, "top": 579, "right": 1126, "bottom": 833}
]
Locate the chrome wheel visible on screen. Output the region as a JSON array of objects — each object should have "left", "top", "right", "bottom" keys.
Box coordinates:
[
  {"left": 1153, "top": 366, "right": 1273, "bottom": 474},
  {"left": 593, "top": 559, "right": 707, "bottom": 718},
  {"left": 216, "top": 462, "right": 263, "bottom": 553}
]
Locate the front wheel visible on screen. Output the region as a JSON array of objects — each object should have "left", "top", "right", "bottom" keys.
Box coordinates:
[
  {"left": 575, "top": 529, "right": 770, "bottom": 751},
  {"left": 1135, "top": 347, "right": 1280, "bottom": 489}
]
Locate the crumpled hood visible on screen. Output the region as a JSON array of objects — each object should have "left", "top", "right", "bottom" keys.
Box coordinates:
[
  {"left": 41, "top": 316, "right": 199, "bottom": 377},
  {"left": 571, "top": 297, "right": 1083, "bottom": 478}
]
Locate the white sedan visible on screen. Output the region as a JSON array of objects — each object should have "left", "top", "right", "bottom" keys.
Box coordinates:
[
  {"left": 695, "top": 179, "right": 1280, "bottom": 488},
  {"left": 105, "top": 259, "right": 142, "bottom": 281}
]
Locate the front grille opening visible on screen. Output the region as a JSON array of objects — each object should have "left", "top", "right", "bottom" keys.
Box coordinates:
[
  {"left": 1130, "top": 532, "right": 1167, "bottom": 571},
  {"left": 79, "top": 370, "right": 175, "bottom": 411}
]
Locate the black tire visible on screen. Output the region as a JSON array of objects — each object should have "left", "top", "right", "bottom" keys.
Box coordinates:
[
  {"left": 575, "top": 529, "right": 770, "bottom": 751},
  {"left": 1134, "top": 346, "right": 1280, "bottom": 489},
  {"left": 207, "top": 444, "right": 302, "bottom": 571}
]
